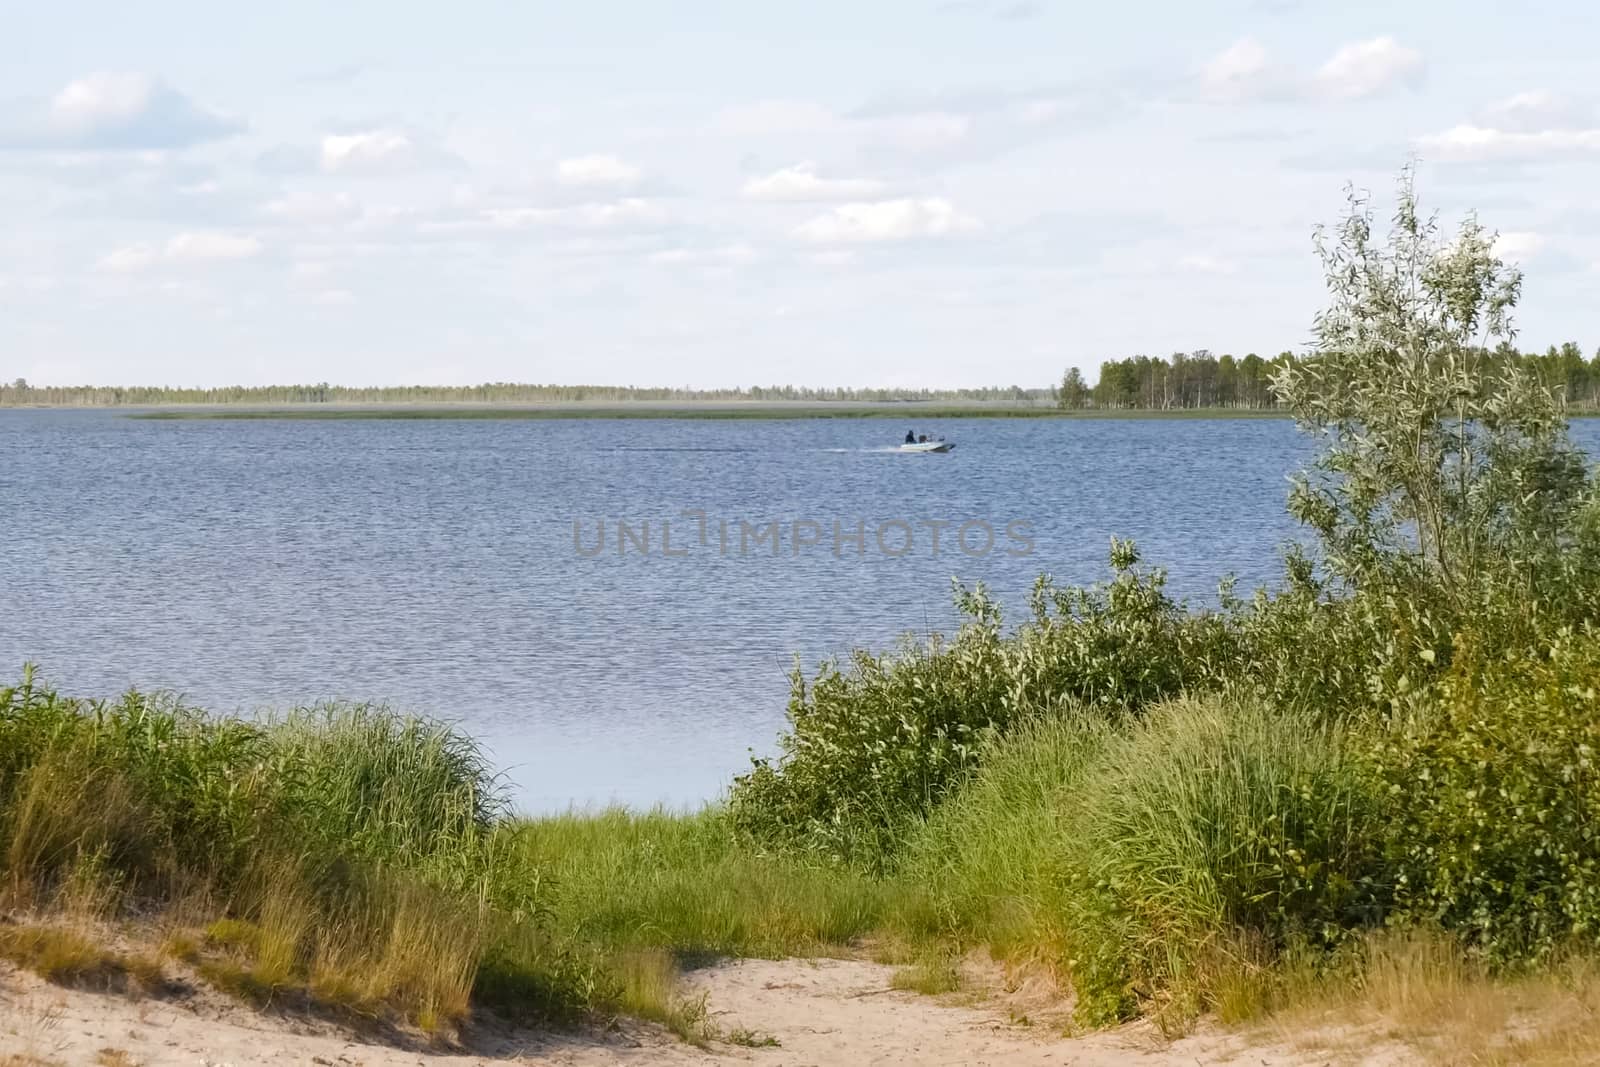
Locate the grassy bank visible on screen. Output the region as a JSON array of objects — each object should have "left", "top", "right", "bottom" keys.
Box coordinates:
[
  {"left": 0, "top": 670, "right": 886, "bottom": 1040},
  {"left": 7, "top": 659, "right": 1598, "bottom": 1060}
]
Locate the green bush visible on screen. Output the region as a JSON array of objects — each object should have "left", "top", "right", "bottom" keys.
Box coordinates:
[
  {"left": 1372, "top": 632, "right": 1600, "bottom": 962},
  {"left": 728, "top": 542, "right": 1241, "bottom": 867},
  {"left": 1229, "top": 570, "right": 1453, "bottom": 720},
  {"left": 1055, "top": 695, "right": 1386, "bottom": 1026}
]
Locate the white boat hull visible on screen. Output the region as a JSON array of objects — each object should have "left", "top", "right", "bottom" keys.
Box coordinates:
[{"left": 899, "top": 441, "right": 955, "bottom": 453}]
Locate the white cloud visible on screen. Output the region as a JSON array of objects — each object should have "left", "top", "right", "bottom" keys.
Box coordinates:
[
  {"left": 319, "top": 130, "right": 416, "bottom": 173},
  {"left": 741, "top": 163, "right": 886, "bottom": 202},
  {"left": 1417, "top": 124, "right": 1600, "bottom": 161},
  {"left": 1201, "top": 36, "right": 1423, "bottom": 104},
  {"left": 262, "top": 191, "right": 362, "bottom": 225},
  {"left": 312, "top": 288, "right": 355, "bottom": 306},
  {"left": 166, "top": 232, "right": 260, "bottom": 262},
  {"left": 1202, "top": 38, "right": 1271, "bottom": 101},
  {"left": 794, "top": 198, "right": 980, "bottom": 243},
  {"left": 2, "top": 72, "right": 241, "bottom": 151},
  {"left": 1015, "top": 98, "right": 1068, "bottom": 125},
  {"left": 1315, "top": 37, "right": 1424, "bottom": 100},
  {"left": 425, "top": 197, "right": 670, "bottom": 235},
  {"left": 648, "top": 244, "right": 759, "bottom": 266},
  {"left": 556, "top": 198, "right": 663, "bottom": 228},
  {"left": 98, "top": 231, "right": 262, "bottom": 272},
  {"left": 556, "top": 154, "right": 642, "bottom": 187},
  {"left": 1480, "top": 90, "right": 1596, "bottom": 133},
  {"left": 1492, "top": 231, "right": 1545, "bottom": 261},
  {"left": 95, "top": 247, "right": 155, "bottom": 272},
  {"left": 289, "top": 260, "right": 332, "bottom": 282},
  {"left": 1416, "top": 91, "right": 1600, "bottom": 163},
  {"left": 1179, "top": 254, "right": 1238, "bottom": 275},
  {"left": 51, "top": 73, "right": 159, "bottom": 129}
]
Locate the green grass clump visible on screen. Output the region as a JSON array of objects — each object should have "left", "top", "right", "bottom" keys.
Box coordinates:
[
  {"left": 889, "top": 955, "right": 961, "bottom": 995},
  {"left": 0, "top": 668, "right": 568, "bottom": 1030},
  {"left": 891, "top": 713, "right": 1111, "bottom": 960},
  {"left": 492, "top": 807, "right": 885, "bottom": 960},
  {"left": 0, "top": 923, "right": 164, "bottom": 992},
  {"left": 886, "top": 695, "right": 1386, "bottom": 1029},
  {"left": 726, "top": 1026, "right": 782, "bottom": 1047},
  {"left": 1055, "top": 695, "right": 1385, "bottom": 1029},
  {"left": 0, "top": 668, "right": 887, "bottom": 1033}
]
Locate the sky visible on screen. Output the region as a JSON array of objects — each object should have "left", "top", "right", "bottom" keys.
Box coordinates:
[{"left": 2, "top": 0, "right": 1598, "bottom": 389}]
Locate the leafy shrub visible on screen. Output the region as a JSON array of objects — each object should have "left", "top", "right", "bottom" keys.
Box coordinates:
[
  {"left": 1230, "top": 568, "right": 1454, "bottom": 720},
  {"left": 1008, "top": 540, "right": 1241, "bottom": 711},
  {"left": 1372, "top": 631, "right": 1600, "bottom": 963},
  {"left": 1277, "top": 167, "right": 1588, "bottom": 605},
  {"left": 727, "top": 592, "right": 1013, "bottom": 867},
  {"left": 728, "top": 542, "right": 1239, "bottom": 867}
]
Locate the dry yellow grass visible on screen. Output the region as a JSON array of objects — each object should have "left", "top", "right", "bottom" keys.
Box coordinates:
[
  {"left": 608, "top": 948, "right": 714, "bottom": 1045},
  {"left": 0, "top": 924, "right": 163, "bottom": 995},
  {"left": 1251, "top": 931, "right": 1600, "bottom": 1066}
]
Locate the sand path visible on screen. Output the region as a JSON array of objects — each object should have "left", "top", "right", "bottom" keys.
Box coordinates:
[{"left": 1, "top": 957, "right": 1387, "bottom": 1066}]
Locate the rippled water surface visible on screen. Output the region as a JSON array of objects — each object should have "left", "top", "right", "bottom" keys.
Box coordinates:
[{"left": 8, "top": 411, "right": 1591, "bottom": 809}]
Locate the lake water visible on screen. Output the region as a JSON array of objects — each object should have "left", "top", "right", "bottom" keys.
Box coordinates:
[{"left": 7, "top": 412, "right": 1595, "bottom": 810}]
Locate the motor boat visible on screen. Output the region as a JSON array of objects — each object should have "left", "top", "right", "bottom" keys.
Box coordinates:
[{"left": 899, "top": 438, "right": 955, "bottom": 453}]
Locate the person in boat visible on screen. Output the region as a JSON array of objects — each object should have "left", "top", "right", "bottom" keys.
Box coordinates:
[
  {"left": 905, "top": 430, "right": 916, "bottom": 444},
  {"left": 918, "top": 434, "right": 928, "bottom": 443}
]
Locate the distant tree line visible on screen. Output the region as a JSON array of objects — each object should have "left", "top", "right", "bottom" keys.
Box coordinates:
[
  {"left": 0, "top": 380, "right": 1056, "bottom": 408},
  {"left": 1057, "top": 342, "right": 1600, "bottom": 411},
  {"left": 11, "top": 344, "right": 1600, "bottom": 410}
]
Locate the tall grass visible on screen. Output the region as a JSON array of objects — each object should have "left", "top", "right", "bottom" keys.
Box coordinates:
[
  {"left": 0, "top": 669, "right": 886, "bottom": 1034},
  {"left": 890, "top": 712, "right": 1111, "bottom": 960},
  {"left": 884, "top": 694, "right": 1388, "bottom": 1030},
  {"left": 493, "top": 808, "right": 886, "bottom": 960},
  {"left": 1254, "top": 929, "right": 1600, "bottom": 1065},
  {"left": 0, "top": 669, "right": 578, "bottom": 1030},
  {"left": 1054, "top": 695, "right": 1385, "bottom": 1029}
]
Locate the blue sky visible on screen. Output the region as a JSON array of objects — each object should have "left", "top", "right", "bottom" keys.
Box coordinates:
[{"left": 3, "top": 0, "right": 1597, "bottom": 388}]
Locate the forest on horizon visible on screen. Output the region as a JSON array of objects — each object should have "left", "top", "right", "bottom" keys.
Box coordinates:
[
  {"left": 1066, "top": 341, "right": 1600, "bottom": 410},
  {"left": 5, "top": 341, "right": 1599, "bottom": 410}
]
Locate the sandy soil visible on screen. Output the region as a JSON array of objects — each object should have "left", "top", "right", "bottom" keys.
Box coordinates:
[{"left": 0, "top": 957, "right": 1399, "bottom": 1067}]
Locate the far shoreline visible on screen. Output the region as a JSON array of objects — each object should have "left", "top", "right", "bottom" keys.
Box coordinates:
[
  {"left": 8, "top": 399, "right": 1597, "bottom": 420},
  {"left": 26, "top": 400, "right": 1296, "bottom": 421}
]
